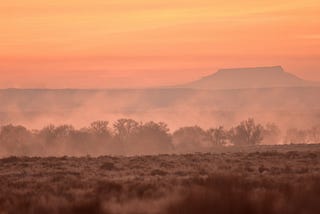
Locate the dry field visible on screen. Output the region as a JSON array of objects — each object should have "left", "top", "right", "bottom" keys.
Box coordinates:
[{"left": 1, "top": 144, "right": 320, "bottom": 214}]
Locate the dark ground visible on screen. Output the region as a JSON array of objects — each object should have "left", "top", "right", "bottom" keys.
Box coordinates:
[{"left": 0, "top": 144, "right": 320, "bottom": 214}]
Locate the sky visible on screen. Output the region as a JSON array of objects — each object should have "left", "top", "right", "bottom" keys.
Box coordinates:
[{"left": 0, "top": 0, "right": 320, "bottom": 88}]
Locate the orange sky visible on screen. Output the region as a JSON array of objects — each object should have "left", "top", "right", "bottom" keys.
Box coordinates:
[{"left": 0, "top": 0, "right": 320, "bottom": 88}]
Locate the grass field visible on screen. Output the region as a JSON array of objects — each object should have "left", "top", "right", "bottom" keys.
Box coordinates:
[{"left": 1, "top": 144, "right": 320, "bottom": 214}]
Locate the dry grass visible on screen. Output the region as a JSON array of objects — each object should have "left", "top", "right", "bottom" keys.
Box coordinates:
[{"left": 0, "top": 144, "right": 320, "bottom": 214}]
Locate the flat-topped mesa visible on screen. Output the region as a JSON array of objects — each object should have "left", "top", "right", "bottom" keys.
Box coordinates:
[
  {"left": 182, "top": 66, "right": 316, "bottom": 90},
  {"left": 216, "top": 66, "right": 284, "bottom": 75}
]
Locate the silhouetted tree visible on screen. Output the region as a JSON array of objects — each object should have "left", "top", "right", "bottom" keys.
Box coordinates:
[
  {"left": 113, "top": 119, "right": 140, "bottom": 143},
  {"left": 38, "top": 124, "right": 76, "bottom": 155},
  {"left": 0, "top": 124, "right": 32, "bottom": 155},
  {"left": 207, "top": 126, "right": 227, "bottom": 146},
  {"left": 80, "top": 120, "right": 115, "bottom": 155},
  {"left": 89, "top": 121, "right": 111, "bottom": 138},
  {"left": 132, "top": 121, "right": 172, "bottom": 154},
  {"left": 173, "top": 126, "right": 207, "bottom": 152},
  {"left": 55, "top": 125, "right": 75, "bottom": 138},
  {"left": 39, "top": 124, "right": 56, "bottom": 144},
  {"left": 229, "top": 118, "right": 263, "bottom": 145}
]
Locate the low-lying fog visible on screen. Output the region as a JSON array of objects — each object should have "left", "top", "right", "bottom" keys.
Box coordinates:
[{"left": 0, "top": 88, "right": 319, "bottom": 156}]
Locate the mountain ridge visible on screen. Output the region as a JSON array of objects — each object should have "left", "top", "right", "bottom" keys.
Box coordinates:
[{"left": 180, "top": 66, "right": 319, "bottom": 90}]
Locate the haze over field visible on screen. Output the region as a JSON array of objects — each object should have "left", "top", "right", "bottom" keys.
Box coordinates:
[{"left": 0, "top": 66, "right": 319, "bottom": 131}]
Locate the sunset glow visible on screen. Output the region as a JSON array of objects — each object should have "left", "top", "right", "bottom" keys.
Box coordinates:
[{"left": 1, "top": 0, "right": 320, "bottom": 88}]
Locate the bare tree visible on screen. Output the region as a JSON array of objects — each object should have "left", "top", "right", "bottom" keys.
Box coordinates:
[
  {"left": 113, "top": 119, "right": 140, "bottom": 143},
  {"left": 90, "top": 121, "right": 111, "bottom": 137},
  {"left": 207, "top": 126, "right": 227, "bottom": 146},
  {"left": 229, "top": 118, "right": 263, "bottom": 145}
]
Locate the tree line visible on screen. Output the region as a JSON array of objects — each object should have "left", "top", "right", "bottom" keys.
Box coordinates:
[{"left": 0, "top": 118, "right": 319, "bottom": 156}]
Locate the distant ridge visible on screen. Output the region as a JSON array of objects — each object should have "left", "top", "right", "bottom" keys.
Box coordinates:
[{"left": 181, "top": 66, "right": 319, "bottom": 90}]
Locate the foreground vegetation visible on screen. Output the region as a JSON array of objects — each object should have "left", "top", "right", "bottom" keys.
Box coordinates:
[{"left": 0, "top": 144, "right": 320, "bottom": 214}]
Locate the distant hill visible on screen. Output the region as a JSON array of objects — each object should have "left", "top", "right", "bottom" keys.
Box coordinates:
[
  {"left": 180, "top": 66, "right": 319, "bottom": 90},
  {"left": 1, "top": 66, "right": 320, "bottom": 128}
]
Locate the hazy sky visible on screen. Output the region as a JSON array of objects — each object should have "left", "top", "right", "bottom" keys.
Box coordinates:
[{"left": 1, "top": 0, "right": 320, "bottom": 88}]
